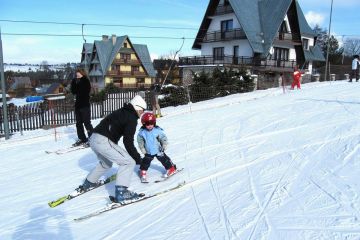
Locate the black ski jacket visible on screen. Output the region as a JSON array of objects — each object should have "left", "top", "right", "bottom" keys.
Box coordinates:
[
  {"left": 70, "top": 76, "right": 91, "bottom": 109},
  {"left": 93, "top": 103, "right": 142, "bottom": 164}
]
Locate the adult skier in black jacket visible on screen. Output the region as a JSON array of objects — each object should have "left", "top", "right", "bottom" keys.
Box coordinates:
[
  {"left": 70, "top": 68, "right": 93, "bottom": 146},
  {"left": 74, "top": 95, "right": 147, "bottom": 203}
]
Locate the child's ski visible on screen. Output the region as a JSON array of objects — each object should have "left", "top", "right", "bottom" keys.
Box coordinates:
[
  {"left": 48, "top": 174, "right": 116, "bottom": 208},
  {"left": 74, "top": 181, "right": 186, "bottom": 221},
  {"left": 154, "top": 168, "right": 184, "bottom": 183},
  {"left": 45, "top": 145, "right": 89, "bottom": 155}
]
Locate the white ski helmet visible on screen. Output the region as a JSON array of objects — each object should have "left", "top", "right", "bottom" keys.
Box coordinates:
[{"left": 130, "top": 95, "right": 147, "bottom": 111}]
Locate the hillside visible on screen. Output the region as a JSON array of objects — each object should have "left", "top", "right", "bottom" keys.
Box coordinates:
[{"left": 1, "top": 80, "right": 360, "bottom": 240}]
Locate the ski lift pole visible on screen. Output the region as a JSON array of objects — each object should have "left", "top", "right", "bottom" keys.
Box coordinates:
[
  {"left": 161, "top": 37, "right": 185, "bottom": 89},
  {"left": 0, "top": 27, "right": 9, "bottom": 139},
  {"left": 49, "top": 99, "right": 57, "bottom": 142}
]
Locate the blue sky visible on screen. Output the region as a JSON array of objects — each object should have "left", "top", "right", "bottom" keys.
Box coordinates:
[{"left": 0, "top": 0, "right": 359, "bottom": 64}]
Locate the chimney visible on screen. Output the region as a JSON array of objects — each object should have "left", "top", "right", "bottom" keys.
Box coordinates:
[
  {"left": 112, "top": 34, "right": 116, "bottom": 45},
  {"left": 102, "top": 35, "right": 109, "bottom": 41}
]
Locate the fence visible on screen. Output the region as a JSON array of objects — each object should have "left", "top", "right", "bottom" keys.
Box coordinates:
[{"left": 0, "top": 89, "right": 148, "bottom": 134}]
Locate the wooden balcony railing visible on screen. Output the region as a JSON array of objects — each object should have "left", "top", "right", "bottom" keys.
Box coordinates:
[
  {"left": 202, "top": 28, "right": 246, "bottom": 43},
  {"left": 275, "top": 32, "right": 302, "bottom": 42},
  {"left": 107, "top": 70, "right": 147, "bottom": 77},
  {"left": 179, "top": 55, "right": 297, "bottom": 69},
  {"left": 113, "top": 59, "right": 140, "bottom": 64},
  {"left": 113, "top": 83, "right": 152, "bottom": 89}
]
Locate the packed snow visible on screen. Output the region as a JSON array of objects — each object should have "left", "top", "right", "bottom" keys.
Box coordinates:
[{"left": 1, "top": 80, "right": 360, "bottom": 240}]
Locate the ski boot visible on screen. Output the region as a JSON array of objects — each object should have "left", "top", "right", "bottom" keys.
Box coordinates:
[
  {"left": 165, "top": 165, "right": 177, "bottom": 178},
  {"left": 72, "top": 139, "right": 86, "bottom": 147},
  {"left": 139, "top": 170, "right": 148, "bottom": 183},
  {"left": 70, "top": 179, "right": 97, "bottom": 197},
  {"left": 113, "top": 185, "right": 143, "bottom": 203}
]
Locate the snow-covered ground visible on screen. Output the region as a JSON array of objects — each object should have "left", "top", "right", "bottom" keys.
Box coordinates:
[{"left": 1, "top": 80, "right": 360, "bottom": 240}]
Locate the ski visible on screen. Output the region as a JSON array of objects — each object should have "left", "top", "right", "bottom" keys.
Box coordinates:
[
  {"left": 74, "top": 181, "right": 186, "bottom": 221},
  {"left": 48, "top": 174, "right": 116, "bottom": 208},
  {"left": 45, "top": 144, "right": 89, "bottom": 155},
  {"left": 154, "top": 168, "right": 184, "bottom": 183}
]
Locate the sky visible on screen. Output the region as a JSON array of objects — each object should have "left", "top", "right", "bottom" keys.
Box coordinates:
[
  {"left": 0, "top": 0, "right": 359, "bottom": 64},
  {"left": 1, "top": 79, "right": 360, "bottom": 239}
]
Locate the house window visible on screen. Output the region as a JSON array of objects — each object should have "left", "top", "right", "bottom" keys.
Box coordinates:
[
  {"left": 221, "top": 19, "right": 233, "bottom": 32},
  {"left": 273, "top": 47, "right": 289, "bottom": 61},
  {"left": 213, "top": 47, "right": 224, "bottom": 60},
  {"left": 280, "top": 21, "right": 287, "bottom": 33},
  {"left": 136, "top": 78, "right": 145, "bottom": 83},
  {"left": 113, "top": 77, "right": 123, "bottom": 84},
  {"left": 302, "top": 38, "right": 309, "bottom": 50},
  {"left": 224, "top": 0, "right": 230, "bottom": 5},
  {"left": 124, "top": 43, "right": 128, "bottom": 48},
  {"left": 132, "top": 66, "right": 140, "bottom": 73},
  {"left": 120, "top": 53, "right": 131, "bottom": 60}
]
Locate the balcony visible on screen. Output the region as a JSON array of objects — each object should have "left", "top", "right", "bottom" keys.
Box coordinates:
[
  {"left": 179, "top": 55, "right": 297, "bottom": 70},
  {"left": 214, "top": 4, "right": 234, "bottom": 15},
  {"left": 113, "top": 59, "right": 140, "bottom": 65},
  {"left": 113, "top": 83, "right": 151, "bottom": 89},
  {"left": 107, "top": 70, "right": 147, "bottom": 77},
  {"left": 274, "top": 32, "right": 302, "bottom": 45},
  {"left": 201, "top": 28, "right": 246, "bottom": 43},
  {"left": 179, "top": 55, "right": 253, "bottom": 66}
]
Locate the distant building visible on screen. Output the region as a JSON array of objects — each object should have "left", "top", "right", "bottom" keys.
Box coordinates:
[
  {"left": 7, "top": 76, "right": 36, "bottom": 98},
  {"left": 153, "top": 59, "right": 181, "bottom": 85},
  {"left": 45, "top": 82, "right": 65, "bottom": 95},
  {"left": 81, "top": 34, "right": 156, "bottom": 92}
]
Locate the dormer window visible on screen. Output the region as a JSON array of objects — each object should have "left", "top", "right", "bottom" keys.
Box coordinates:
[{"left": 302, "top": 38, "right": 309, "bottom": 50}]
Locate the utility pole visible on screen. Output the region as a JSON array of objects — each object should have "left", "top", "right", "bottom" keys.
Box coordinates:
[
  {"left": 0, "top": 27, "right": 10, "bottom": 139},
  {"left": 324, "top": 0, "right": 334, "bottom": 82}
]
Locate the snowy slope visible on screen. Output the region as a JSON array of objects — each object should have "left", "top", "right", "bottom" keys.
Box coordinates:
[{"left": 1, "top": 80, "right": 360, "bottom": 240}]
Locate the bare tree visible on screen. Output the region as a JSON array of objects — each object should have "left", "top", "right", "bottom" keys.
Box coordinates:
[
  {"left": 40, "top": 60, "right": 50, "bottom": 71},
  {"left": 344, "top": 38, "right": 360, "bottom": 57}
]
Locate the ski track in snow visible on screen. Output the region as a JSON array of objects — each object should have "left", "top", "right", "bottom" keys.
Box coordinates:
[{"left": 2, "top": 81, "right": 360, "bottom": 239}]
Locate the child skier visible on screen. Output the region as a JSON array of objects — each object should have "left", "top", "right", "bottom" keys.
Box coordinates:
[
  {"left": 137, "top": 112, "right": 176, "bottom": 182},
  {"left": 291, "top": 66, "right": 302, "bottom": 90}
]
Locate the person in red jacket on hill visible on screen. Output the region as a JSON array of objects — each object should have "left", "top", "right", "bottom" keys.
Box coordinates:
[{"left": 291, "top": 66, "right": 302, "bottom": 90}]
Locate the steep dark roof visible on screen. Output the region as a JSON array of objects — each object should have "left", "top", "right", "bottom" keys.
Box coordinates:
[
  {"left": 87, "top": 36, "right": 155, "bottom": 77},
  {"left": 46, "top": 83, "right": 62, "bottom": 94},
  {"left": 295, "top": 0, "right": 316, "bottom": 37},
  {"left": 133, "top": 44, "right": 156, "bottom": 77},
  {"left": 9, "top": 77, "right": 32, "bottom": 90},
  {"left": 304, "top": 45, "right": 325, "bottom": 62}
]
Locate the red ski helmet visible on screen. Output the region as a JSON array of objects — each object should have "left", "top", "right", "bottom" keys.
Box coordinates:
[{"left": 141, "top": 112, "right": 156, "bottom": 125}]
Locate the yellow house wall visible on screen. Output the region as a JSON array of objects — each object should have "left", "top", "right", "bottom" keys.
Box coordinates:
[
  {"left": 105, "top": 77, "right": 112, "bottom": 84},
  {"left": 145, "top": 78, "right": 152, "bottom": 84},
  {"left": 124, "top": 39, "right": 130, "bottom": 47},
  {"left": 120, "top": 65, "right": 131, "bottom": 71},
  {"left": 123, "top": 77, "right": 136, "bottom": 84}
]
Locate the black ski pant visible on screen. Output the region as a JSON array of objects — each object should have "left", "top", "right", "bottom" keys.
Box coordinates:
[
  {"left": 350, "top": 69, "right": 359, "bottom": 81},
  {"left": 75, "top": 106, "right": 93, "bottom": 142},
  {"left": 140, "top": 153, "right": 173, "bottom": 171}
]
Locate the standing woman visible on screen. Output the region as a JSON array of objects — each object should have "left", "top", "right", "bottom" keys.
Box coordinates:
[{"left": 71, "top": 68, "right": 93, "bottom": 146}]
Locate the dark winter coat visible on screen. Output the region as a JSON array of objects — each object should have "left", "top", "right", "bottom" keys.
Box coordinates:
[
  {"left": 92, "top": 103, "right": 142, "bottom": 164},
  {"left": 70, "top": 76, "right": 91, "bottom": 109}
]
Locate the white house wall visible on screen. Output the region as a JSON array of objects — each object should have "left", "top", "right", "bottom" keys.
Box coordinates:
[
  {"left": 207, "top": 13, "right": 241, "bottom": 31},
  {"left": 201, "top": 40, "right": 253, "bottom": 57},
  {"left": 201, "top": 12, "right": 253, "bottom": 57}
]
